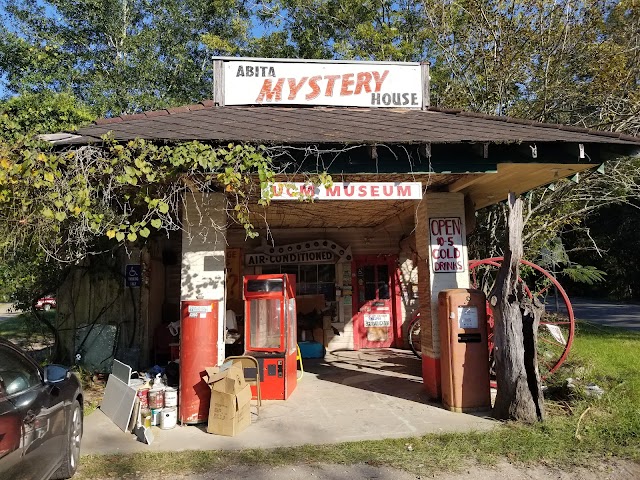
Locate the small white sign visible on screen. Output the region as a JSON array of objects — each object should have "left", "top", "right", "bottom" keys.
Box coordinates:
[
  {"left": 429, "top": 217, "right": 465, "bottom": 273},
  {"left": 267, "top": 182, "right": 423, "bottom": 201},
  {"left": 188, "top": 305, "right": 212, "bottom": 313},
  {"left": 364, "top": 313, "right": 391, "bottom": 327},
  {"left": 224, "top": 60, "right": 423, "bottom": 108},
  {"left": 457, "top": 306, "right": 478, "bottom": 329}
]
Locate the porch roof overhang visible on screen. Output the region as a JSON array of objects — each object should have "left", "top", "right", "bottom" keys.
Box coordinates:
[{"left": 49, "top": 103, "right": 640, "bottom": 229}]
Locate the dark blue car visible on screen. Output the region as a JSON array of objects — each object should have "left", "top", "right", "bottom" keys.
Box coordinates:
[{"left": 0, "top": 338, "right": 83, "bottom": 479}]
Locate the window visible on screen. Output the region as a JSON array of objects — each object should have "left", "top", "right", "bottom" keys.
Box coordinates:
[
  {"left": 261, "top": 264, "right": 336, "bottom": 302},
  {"left": 249, "top": 299, "right": 282, "bottom": 349},
  {"left": 0, "top": 346, "right": 41, "bottom": 396}
]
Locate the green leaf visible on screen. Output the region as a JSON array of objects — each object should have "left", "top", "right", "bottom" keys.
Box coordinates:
[
  {"left": 54, "top": 211, "right": 67, "bottom": 221},
  {"left": 127, "top": 232, "right": 137, "bottom": 242},
  {"left": 151, "top": 219, "right": 162, "bottom": 229},
  {"left": 158, "top": 201, "right": 169, "bottom": 214},
  {"left": 116, "top": 232, "right": 125, "bottom": 242},
  {"left": 139, "top": 227, "right": 150, "bottom": 238}
]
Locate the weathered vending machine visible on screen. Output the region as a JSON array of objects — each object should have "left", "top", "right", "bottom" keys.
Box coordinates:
[{"left": 243, "top": 274, "right": 297, "bottom": 400}]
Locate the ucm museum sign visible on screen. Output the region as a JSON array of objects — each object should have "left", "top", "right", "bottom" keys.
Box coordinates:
[
  {"left": 266, "top": 182, "right": 423, "bottom": 201},
  {"left": 220, "top": 58, "right": 424, "bottom": 108}
]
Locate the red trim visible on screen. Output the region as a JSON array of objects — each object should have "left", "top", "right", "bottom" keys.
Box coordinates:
[
  {"left": 393, "top": 263, "right": 404, "bottom": 347},
  {"left": 422, "top": 355, "right": 441, "bottom": 400}
]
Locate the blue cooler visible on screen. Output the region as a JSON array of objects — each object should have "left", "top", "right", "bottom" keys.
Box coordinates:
[{"left": 298, "top": 341, "right": 325, "bottom": 359}]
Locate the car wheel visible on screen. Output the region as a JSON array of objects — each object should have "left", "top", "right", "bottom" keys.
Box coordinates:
[
  {"left": 43, "top": 303, "right": 52, "bottom": 311},
  {"left": 51, "top": 400, "right": 83, "bottom": 479}
]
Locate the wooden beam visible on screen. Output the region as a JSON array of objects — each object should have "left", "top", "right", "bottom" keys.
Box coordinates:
[
  {"left": 421, "top": 62, "right": 430, "bottom": 109},
  {"left": 213, "top": 60, "right": 224, "bottom": 106},
  {"left": 447, "top": 174, "right": 487, "bottom": 192}
]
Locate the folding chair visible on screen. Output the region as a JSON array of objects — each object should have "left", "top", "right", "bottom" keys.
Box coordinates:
[{"left": 223, "top": 355, "right": 262, "bottom": 416}]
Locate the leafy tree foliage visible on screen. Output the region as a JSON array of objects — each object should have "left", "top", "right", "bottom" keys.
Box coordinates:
[{"left": 1, "top": 0, "right": 253, "bottom": 115}]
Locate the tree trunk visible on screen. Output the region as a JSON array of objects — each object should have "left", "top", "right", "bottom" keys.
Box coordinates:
[{"left": 489, "top": 193, "right": 545, "bottom": 422}]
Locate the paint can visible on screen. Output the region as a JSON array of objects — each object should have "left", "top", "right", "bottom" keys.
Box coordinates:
[
  {"left": 160, "top": 407, "right": 177, "bottom": 430},
  {"left": 137, "top": 388, "right": 150, "bottom": 410},
  {"left": 148, "top": 389, "right": 164, "bottom": 409},
  {"left": 164, "top": 387, "right": 178, "bottom": 407},
  {"left": 151, "top": 408, "right": 162, "bottom": 426}
]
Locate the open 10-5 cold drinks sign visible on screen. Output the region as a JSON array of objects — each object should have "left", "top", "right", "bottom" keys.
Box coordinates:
[
  {"left": 429, "top": 217, "right": 465, "bottom": 273},
  {"left": 223, "top": 59, "right": 423, "bottom": 108}
]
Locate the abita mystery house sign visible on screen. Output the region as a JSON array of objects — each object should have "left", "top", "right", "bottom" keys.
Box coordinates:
[{"left": 222, "top": 58, "right": 424, "bottom": 108}]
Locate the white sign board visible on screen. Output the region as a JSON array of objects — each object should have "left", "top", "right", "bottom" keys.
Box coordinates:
[
  {"left": 364, "top": 313, "right": 391, "bottom": 328},
  {"left": 246, "top": 250, "right": 336, "bottom": 266},
  {"left": 457, "top": 306, "right": 479, "bottom": 329},
  {"left": 429, "top": 217, "right": 465, "bottom": 273},
  {"left": 188, "top": 305, "right": 213, "bottom": 313},
  {"left": 224, "top": 60, "right": 423, "bottom": 108},
  {"left": 266, "top": 182, "right": 423, "bottom": 201}
]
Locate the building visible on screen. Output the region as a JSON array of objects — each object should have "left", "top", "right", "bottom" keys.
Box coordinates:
[{"left": 52, "top": 58, "right": 640, "bottom": 398}]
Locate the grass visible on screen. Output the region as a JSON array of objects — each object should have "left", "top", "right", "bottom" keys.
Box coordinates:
[{"left": 76, "top": 320, "right": 640, "bottom": 479}]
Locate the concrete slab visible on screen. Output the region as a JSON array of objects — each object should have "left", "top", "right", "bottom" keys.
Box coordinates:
[{"left": 81, "top": 349, "right": 495, "bottom": 455}]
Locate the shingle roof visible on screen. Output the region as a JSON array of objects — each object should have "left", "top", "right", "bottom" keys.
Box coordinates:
[{"left": 57, "top": 102, "right": 640, "bottom": 147}]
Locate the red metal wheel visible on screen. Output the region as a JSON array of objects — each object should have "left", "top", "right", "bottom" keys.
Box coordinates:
[{"left": 469, "top": 257, "right": 575, "bottom": 382}]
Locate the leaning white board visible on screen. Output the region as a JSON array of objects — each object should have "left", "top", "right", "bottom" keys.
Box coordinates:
[{"left": 101, "top": 374, "right": 137, "bottom": 432}]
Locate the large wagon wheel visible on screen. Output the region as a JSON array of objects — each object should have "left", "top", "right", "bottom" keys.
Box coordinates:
[{"left": 469, "top": 257, "right": 575, "bottom": 381}]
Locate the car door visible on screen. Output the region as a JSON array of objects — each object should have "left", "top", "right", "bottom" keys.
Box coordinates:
[
  {"left": 0, "top": 383, "right": 22, "bottom": 479},
  {"left": 0, "top": 344, "right": 63, "bottom": 480}
]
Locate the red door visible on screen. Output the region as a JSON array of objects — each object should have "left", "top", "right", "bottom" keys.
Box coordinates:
[{"left": 353, "top": 255, "right": 398, "bottom": 349}]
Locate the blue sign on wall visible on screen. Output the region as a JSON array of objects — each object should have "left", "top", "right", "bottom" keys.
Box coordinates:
[{"left": 125, "top": 264, "right": 141, "bottom": 288}]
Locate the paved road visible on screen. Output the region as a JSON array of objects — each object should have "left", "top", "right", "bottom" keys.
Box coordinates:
[{"left": 556, "top": 297, "right": 640, "bottom": 331}]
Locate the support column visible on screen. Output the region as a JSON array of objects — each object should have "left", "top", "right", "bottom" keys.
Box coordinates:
[
  {"left": 180, "top": 192, "right": 227, "bottom": 365},
  {"left": 416, "top": 192, "right": 470, "bottom": 399}
]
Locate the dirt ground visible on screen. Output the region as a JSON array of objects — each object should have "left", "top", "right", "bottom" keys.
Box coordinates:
[{"left": 91, "top": 459, "right": 640, "bottom": 480}]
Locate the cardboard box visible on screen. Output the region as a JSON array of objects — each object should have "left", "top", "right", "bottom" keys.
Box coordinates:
[
  {"left": 208, "top": 401, "right": 251, "bottom": 436},
  {"left": 204, "top": 362, "right": 252, "bottom": 436},
  {"left": 207, "top": 383, "right": 252, "bottom": 436}
]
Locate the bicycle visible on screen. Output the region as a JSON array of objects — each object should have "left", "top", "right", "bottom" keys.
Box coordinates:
[{"left": 407, "top": 311, "right": 421, "bottom": 358}]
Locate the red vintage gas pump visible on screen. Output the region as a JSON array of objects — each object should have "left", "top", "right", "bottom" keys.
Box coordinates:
[{"left": 243, "top": 274, "right": 297, "bottom": 400}]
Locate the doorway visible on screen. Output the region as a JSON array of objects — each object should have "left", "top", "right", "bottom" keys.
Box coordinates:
[{"left": 352, "top": 255, "right": 399, "bottom": 349}]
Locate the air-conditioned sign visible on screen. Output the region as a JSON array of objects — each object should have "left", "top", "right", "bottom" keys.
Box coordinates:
[
  {"left": 224, "top": 60, "right": 423, "bottom": 108},
  {"left": 246, "top": 250, "right": 336, "bottom": 266},
  {"left": 429, "top": 217, "right": 465, "bottom": 273},
  {"left": 266, "top": 182, "right": 423, "bottom": 201}
]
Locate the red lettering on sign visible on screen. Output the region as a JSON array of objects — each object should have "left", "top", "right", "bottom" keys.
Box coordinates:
[
  {"left": 372, "top": 70, "right": 390, "bottom": 92},
  {"left": 370, "top": 185, "right": 379, "bottom": 197},
  {"left": 358, "top": 185, "right": 367, "bottom": 197},
  {"left": 288, "top": 77, "right": 308, "bottom": 100},
  {"left": 325, "top": 185, "right": 341, "bottom": 197},
  {"left": 299, "top": 184, "right": 315, "bottom": 196},
  {"left": 355, "top": 72, "right": 373, "bottom": 94},
  {"left": 324, "top": 75, "right": 341, "bottom": 96},
  {"left": 383, "top": 185, "right": 393, "bottom": 196},
  {"left": 256, "top": 78, "right": 285, "bottom": 102},
  {"left": 340, "top": 73, "right": 355, "bottom": 96},
  {"left": 306, "top": 76, "right": 322, "bottom": 100},
  {"left": 430, "top": 218, "right": 461, "bottom": 235},
  {"left": 397, "top": 185, "right": 411, "bottom": 197}
]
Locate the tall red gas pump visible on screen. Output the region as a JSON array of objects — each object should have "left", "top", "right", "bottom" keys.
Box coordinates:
[{"left": 243, "top": 274, "right": 297, "bottom": 400}]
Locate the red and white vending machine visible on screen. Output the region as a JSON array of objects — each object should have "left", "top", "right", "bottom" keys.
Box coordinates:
[{"left": 243, "top": 274, "right": 297, "bottom": 400}]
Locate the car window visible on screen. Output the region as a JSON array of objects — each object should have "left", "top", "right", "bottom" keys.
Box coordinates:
[{"left": 0, "top": 346, "right": 41, "bottom": 396}]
